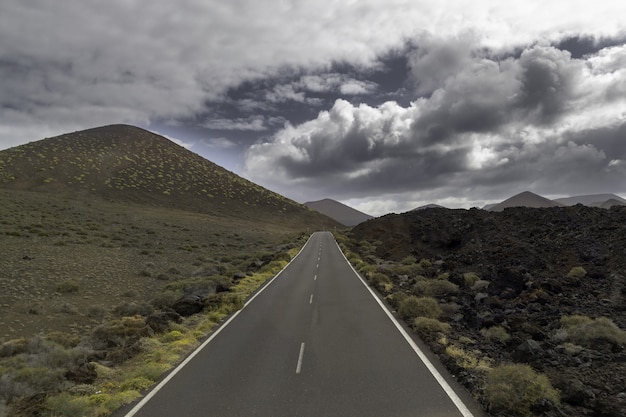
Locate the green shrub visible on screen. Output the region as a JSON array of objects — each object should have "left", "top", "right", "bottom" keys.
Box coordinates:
[
  {"left": 387, "top": 291, "right": 408, "bottom": 309},
  {"left": 445, "top": 345, "right": 491, "bottom": 371},
  {"left": 566, "top": 266, "right": 587, "bottom": 279},
  {"left": 403, "top": 296, "right": 441, "bottom": 319},
  {"left": 485, "top": 363, "right": 559, "bottom": 417},
  {"left": 560, "top": 315, "right": 626, "bottom": 347},
  {"left": 413, "top": 317, "right": 451, "bottom": 336},
  {"left": 369, "top": 272, "right": 392, "bottom": 292},
  {"left": 45, "top": 393, "right": 94, "bottom": 417},
  {"left": 463, "top": 272, "right": 480, "bottom": 288},
  {"left": 481, "top": 326, "right": 511, "bottom": 343},
  {"left": 112, "top": 302, "right": 154, "bottom": 318},
  {"left": 413, "top": 279, "right": 459, "bottom": 297},
  {"left": 401, "top": 256, "right": 417, "bottom": 265},
  {"left": 13, "top": 366, "right": 66, "bottom": 394},
  {"left": 419, "top": 259, "right": 432, "bottom": 268},
  {"left": 56, "top": 280, "right": 79, "bottom": 294}
]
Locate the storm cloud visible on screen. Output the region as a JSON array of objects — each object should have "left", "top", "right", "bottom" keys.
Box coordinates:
[
  {"left": 244, "top": 42, "right": 626, "bottom": 211},
  {"left": 2, "top": 1, "right": 626, "bottom": 213}
]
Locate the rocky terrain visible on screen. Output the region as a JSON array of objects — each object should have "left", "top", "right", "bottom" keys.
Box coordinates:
[{"left": 348, "top": 205, "right": 626, "bottom": 416}]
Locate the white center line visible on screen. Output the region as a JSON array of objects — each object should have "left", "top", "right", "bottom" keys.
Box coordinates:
[
  {"left": 309, "top": 294, "right": 314, "bottom": 304},
  {"left": 296, "top": 342, "right": 305, "bottom": 374}
]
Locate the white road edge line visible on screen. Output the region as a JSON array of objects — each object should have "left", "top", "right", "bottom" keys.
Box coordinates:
[
  {"left": 296, "top": 342, "right": 306, "bottom": 374},
  {"left": 122, "top": 234, "right": 316, "bottom": 417},
  {"left": 333, "top": 237, "right": 476, "bottom": 417}
]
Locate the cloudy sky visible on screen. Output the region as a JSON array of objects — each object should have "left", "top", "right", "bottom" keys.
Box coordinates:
[{"left": 2, "top": 1, "right": 626, "bottom": 215}]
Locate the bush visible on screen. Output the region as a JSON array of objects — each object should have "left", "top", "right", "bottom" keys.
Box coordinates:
[
  {"left": 399, "top": 296, "right": 440, "bottom": 321},
  {"left": 463, "top": 272, "right": 480, "bottom": 288},
  {"left": 445, "top": 345, "right": 491, "bottom": 371},
  {"left": 560, "top": 315, "right": 626, "bottom": 347},
  {"left": 481, "top": 326, "right": 511, "bottom": 343},
  {"left": 566, "top": 266, "right": 587, "bottom": 279},
  {"left": 387, "top": 291, "right": 408, "bottom": 309},
  {"left": 413, "top": 317, "right": 451, "bottom": 337},
  {"left": 369, "top": 272, "right": 392, "bottom": 292},
  {"left": 413, "top": 279, "right": 459, "bottom": 297},
  {"left": 112, "top": 302, "right": 154, "bottom": 318},
  {"left": 406, "top": 297, "right": 441, "bottom": 319},
  {"left": 485, "top": 363, "right": 560, "bottom": 417},
  {"left": 56, "top": 280, "right": 79, "bottom": 294}
]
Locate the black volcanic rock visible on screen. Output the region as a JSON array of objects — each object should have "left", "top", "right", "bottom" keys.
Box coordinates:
[{"left": 349, "top": 204, "right": 626, "bottom": 417}]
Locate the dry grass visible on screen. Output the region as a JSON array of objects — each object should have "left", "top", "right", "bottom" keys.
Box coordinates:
[{"left": 0, "top": 189, "right": 302, "bottom": 342}]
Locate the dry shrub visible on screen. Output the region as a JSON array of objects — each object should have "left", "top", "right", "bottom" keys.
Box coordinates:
[
  {"left": 485, "top": 363, "right": 559, "bottom": 417},
  {"left": 413, "top": 317, "right": 451, "bottom": 338},
  {"left": 413, "top": 279, "right": 459, "bottom": 297},
  {"left": 560, "top": 315, "right": 626, "bottom": 347},
  {"left": 398, "top": 296, "right": 441, "bottom": 321},
  {"left": 481, "top": 325, "right": 511, "bottom": 343}
]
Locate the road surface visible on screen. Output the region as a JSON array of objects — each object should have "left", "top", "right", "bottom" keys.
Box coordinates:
[{"left": 120, "top": 231, "right": 484, "bottom": 417}]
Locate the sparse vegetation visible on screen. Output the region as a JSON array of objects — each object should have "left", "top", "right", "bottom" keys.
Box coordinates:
[{"left": 0, "top": 134, "right": 324, "bottom": 417}]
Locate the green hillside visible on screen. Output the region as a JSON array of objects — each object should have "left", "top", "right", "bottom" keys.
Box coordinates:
[{"left": 0, "top": 124, "right": 337, "bottom": 228}]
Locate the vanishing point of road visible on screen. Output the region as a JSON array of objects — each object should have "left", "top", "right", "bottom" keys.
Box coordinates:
[{"left": 118, "top": 231, "right": 486, "bottom": 417}]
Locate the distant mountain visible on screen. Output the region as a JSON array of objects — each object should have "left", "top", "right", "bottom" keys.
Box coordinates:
[
  {"left": 0, "top": 124, "right": 339, "bottom": 228},
  {"left": 554, "top": 193, "right": 626, "bottom": 207},
  {"left": 304, "top": 199, "right": 373, "bottom": 226},
  {"left": 488, "top": 191, "right": 564, "bottom": 212},
  {"left": 412, "top": 204, "right": 446, "bottom": 210},
  {"left": 596, "top": 198, "right": 626, "bottom": 209}
]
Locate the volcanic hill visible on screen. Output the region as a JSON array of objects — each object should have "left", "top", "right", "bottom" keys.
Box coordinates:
[
  {"left": 0, "top": 124, "right": 338, "bottom": 228},
  {"left": 304, "top": 198, "right": 373, "bottom": 226}
]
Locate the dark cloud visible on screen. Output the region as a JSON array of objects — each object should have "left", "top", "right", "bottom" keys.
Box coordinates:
[
  {"left": 556, "top": 34, "right": 626, "bottom": 59},
  {"left": 515, "top": 47, "right": 580, "bottom": 124},
  {"left": 244, "top": 41, "right": 626, "bottom": 209}
]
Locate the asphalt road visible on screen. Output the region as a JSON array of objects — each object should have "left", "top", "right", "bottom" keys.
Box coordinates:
[{"left": 120, "top": 231, "right": 485, "bottom": 417}]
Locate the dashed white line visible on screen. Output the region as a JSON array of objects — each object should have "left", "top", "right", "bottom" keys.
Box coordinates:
[
  {"left": 309, "top": 294, "right": 314, "bottom": 304},
  {"left": 296, "top": 342, "right": 306, "bottom": 374},
  {"left": 314, "top": 274, "right": 317, "bottom": 281}
]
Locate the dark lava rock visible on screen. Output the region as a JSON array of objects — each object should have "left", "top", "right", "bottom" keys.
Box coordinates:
[
  {"left": 349, "top": 205, "right": 626, "bottom": 417},
  {"left": 172, "top": 295, "right": 204, "bottom": 316},
  {"left": 65, "top": 362, "right": 97, "bottom": 384},
  {"left": 146, "top": 310, "right": 183, "bottom": 333},
  {"left": 512, "top": 339, "right": 544, "bottom": 363}
]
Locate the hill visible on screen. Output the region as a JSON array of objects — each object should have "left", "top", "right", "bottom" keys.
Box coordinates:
[
  {"left": 304, "top": 198, "right": 373, "bottom": 226},
  {"left": 554, "top": 193, "right": 626, "bottom": 207},
  {"left": 412, "top": 204, "right": 446, "bottom": 211},
  {"left": 347, "top": 205, "right": 626, "bottom": 417},
  {"left": 0, "top": 124, "right": 339, "bottom": 229},
  {"left": 488, "top": 191, "right": 564, "bottom": 211}
]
